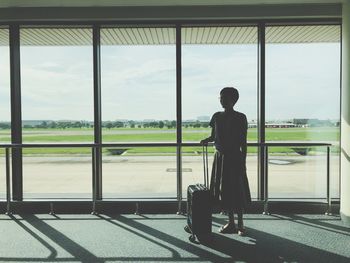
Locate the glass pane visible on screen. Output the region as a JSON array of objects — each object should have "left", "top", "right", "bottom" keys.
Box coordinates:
[
  {"left": 101, "top": 27, "right": 176, "bottom": 143},
  {"left": 0, "top": 28, "right": 10, "bottom": 200},
  {"left": 0, "top": 28, "right": 10, "bottom": 142},
  {"left": 20, "top": 27, "right": 93, "bottom": 199},
  {"left": 0, "top": 149, "right": 7, "bottom": 199},
  {"left": 20, "top": 27, "right": 94, "bottom": 143},
  {"left": 266, "top": 25, "right": 341, "bottom": 198},
  {"left": 182, "top": 26, "right": 258, "bottom": 143},
  {"left": 330, "top": 147, "right": 340, "bottom": 199},
  {"left": 23, "top": 148, "right": 92, "bottom": 199},
  {"left": 268, "top": 147, "right": 327, "bottom": 198},
  {"left": 103, "top": 147, "right": 176, "bottom": 198},
  {"left": 182, "top": 146, "right": 258, "bottom": 199}
]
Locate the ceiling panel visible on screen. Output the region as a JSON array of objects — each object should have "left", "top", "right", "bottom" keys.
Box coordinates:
[
  {"left": 182, "top": 26, "right": 258, "bottom": 44},
  {"left": 20, "top": 28, "right": 92, "bottom": 46},
  {"left": 0, "top": 25, "right": 340, "bottom": 46},
  {"left": 265, "top": 25, "right": 340, "bottom": 43},
  {"left": 101, "top": 27, "right": 176, "bottom": 45},
  {"left": 0, "top": 29, "right": 9, "bottom": 45}
]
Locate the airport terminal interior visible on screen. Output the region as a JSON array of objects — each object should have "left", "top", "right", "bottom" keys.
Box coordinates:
[{"left": 0, "top": 0, "right": 349, "bottom": 262}]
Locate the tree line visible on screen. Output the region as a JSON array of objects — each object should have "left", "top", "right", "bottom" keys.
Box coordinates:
[{"left": 0, "top": 121, "right": 210, "bottom": 129}]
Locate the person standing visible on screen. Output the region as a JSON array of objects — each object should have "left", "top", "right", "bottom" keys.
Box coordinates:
[{"left": 201, "top": 87, "right": 251, "bottom": 235}]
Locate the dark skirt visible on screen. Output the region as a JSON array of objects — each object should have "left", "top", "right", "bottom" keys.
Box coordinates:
[{"left": 210, "top": 151, "right": 251, "bottom": 212}]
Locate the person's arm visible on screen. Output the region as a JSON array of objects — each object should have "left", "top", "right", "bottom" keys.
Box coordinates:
[
  {"left": 200, "top": 126, "right": 215, "bottom": 144},
  {"left": 200, "top": 114, "right": 215, "bottom": 145}
]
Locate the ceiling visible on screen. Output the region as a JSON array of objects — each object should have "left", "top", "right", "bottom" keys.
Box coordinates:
[
  {"left": 0, "top": 25, "right": 340, "bottom": 45},
  {"left": 0, "top": 0, "right": 345, "bottom": 8}
]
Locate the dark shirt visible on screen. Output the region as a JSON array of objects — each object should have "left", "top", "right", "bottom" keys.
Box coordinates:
[{"left": 209, "top": 110, "right": 248, "bottom": 154}]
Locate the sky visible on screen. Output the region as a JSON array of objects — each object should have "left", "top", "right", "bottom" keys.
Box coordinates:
[{"left": 0, "top": 38, "right": 341, "bottom": 123}]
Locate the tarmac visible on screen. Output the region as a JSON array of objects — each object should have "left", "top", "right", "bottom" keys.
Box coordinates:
[{"left": 0, "top": 155, "right": 340, "bottom": 200}]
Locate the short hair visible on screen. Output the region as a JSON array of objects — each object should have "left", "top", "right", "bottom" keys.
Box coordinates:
[{"left": 220, "top": 87, "right": 239, "bottom": 104}]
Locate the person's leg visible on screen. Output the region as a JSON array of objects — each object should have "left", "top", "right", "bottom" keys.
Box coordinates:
[
  {"left": 219, "top": 210, "right": 237, "bottom": 233},
  {"left": 237, "top": 208, "right": 243, "bottom": 228},
  {"left": 237, "top": 208, "right": 246, "bottom": 235},
  {"left": 228, "top": 211, "right": 236, "bottom": 226}
]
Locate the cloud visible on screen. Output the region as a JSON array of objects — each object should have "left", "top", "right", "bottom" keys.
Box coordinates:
[
  {"left": 20, "top": 46, "right": 93, "bottom": 120},
  {"left": 0, "top": 43, "right": 341, "bottom": 123},
  {"left": 265, "top": 43, "right": 340, "bottom": 120}
]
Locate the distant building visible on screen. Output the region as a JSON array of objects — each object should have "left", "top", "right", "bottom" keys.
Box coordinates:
[
  {"left": 22, "top": 120, "right": 51, "bottom": 126},
  {"left": 248, "top": 122, "right": 257, "bottom": 128},
  {"left": 248, "top": 122, "right": 296, "bottom": 128},
  {"left": 293, "top": 119, "right": 311, "bottom": 125},
  {"left": 293, "top": 118, "right": 335, "bottom": 127},
  {"left": 265, "top": 123, "right": 296, "bottom": 128},
  {"left": 197, "top": 116, "right": 210, "bottom": 122}
]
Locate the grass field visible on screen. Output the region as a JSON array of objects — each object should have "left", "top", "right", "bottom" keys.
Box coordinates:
[{"left": 0, "top": 127, "right": 340, "bottom": 155}]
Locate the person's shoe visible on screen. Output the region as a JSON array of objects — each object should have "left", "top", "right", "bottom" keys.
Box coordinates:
[
  {"left": 218, "top": 224, "right": 237, "bottom": 234},
  {"left": 238, "top": 227, "right": 246, "bottom": 236}
]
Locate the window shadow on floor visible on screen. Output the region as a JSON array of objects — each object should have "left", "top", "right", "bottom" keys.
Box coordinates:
[
  {"left": 212, "top": 216, "right": 349, "bottom": 263},
  {"left": 0, "top": 214, "right": 348, "bottom": 263},
  {"left": 13, "top": 214, "right": 104, "bottom": 263},
  {"left": 276, "top": 214, "right": 350, "bottom": 234}
]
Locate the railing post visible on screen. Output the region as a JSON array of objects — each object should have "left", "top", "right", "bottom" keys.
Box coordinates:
[
  {"left": 263, "top": 145, "right": 270, "bottom": 215},
  {"left": 49, "top": 202, "right": 55, "bottom": 215},
  {"left": 325, "top": 146, "right": 332, "bottom": 215},
  {"left": 5, "top": 148, "right": 12, "bottom": 215},
  {"left": 134, "top": 202, "right": 140, "bottom": 215},
  {"left": 91, "top": 146, "right": 97, "bottom": 215}
]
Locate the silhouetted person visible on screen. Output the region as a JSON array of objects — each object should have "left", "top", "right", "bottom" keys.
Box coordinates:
[{"left": 201, "top": 87, "right": 251, "bottom": 235}]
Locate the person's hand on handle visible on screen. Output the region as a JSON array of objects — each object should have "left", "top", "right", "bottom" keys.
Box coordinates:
[{"left": 200, "top": 138, "right": 209, "bottom": 145}]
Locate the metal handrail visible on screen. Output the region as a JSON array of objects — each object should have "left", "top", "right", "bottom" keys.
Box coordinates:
[
  {"left": 1, "top": 142, "right": 333, "bottom": 215},
  {"left": 0, "top": 142, "right": 333, "bottom": 148}
]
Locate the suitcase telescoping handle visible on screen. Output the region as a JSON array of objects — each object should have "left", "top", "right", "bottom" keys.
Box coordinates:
[{"left": 202, "top": 144, "right": 209, "bottom": 188}]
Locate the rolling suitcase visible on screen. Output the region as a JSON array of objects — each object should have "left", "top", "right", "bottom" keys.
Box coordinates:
[{"left": 185, "top": 144, "right": 212, "bottom": 243}]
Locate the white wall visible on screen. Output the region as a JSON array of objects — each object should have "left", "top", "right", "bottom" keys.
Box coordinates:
[{"left": 340, "top": 1, "right": 350, "bottom": 225}]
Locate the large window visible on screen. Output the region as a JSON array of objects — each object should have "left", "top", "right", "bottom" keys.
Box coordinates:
[
  {"left": 101, "top": 26, "right": 177, "bottom": 198},
  {"left": 266, "top": 25, "right": 341, "bottom": 198},
  {"left": 181, "top": 26, "right": 259, "bottom": 198},
  {"left": 21, "top": 27, "right": 94, "bottom": 142},
  {"left": 20, "top": 27, "right": 93, "bottom": 198},
  {"left": 0, "top": 23, "right": 341, "bottom": 202}
]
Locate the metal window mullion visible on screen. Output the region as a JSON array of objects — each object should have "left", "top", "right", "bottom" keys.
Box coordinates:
[
  {"left": 9, "top": 24, "right": 23, "bottom": 201},
  {"left": 176, "top": 25, "right": 182, "bottom": 214},
  {"left": 93, "top": 25, "right": 102, "bottom": 200},
  {"left": 258, "top": 22, "right": 266, "bottom": 201},
  {"left": 339, "top": 24, "right": 342, "bottom": 201}
]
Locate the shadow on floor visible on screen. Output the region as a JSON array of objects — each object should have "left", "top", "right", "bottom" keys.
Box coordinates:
[
  {"left": 274, "top": 214, "right": 350, "bottom": 235},
  {"left": 211, "top": 216, "right": 349, "bottom": 263},
  {"left": 0, "top": 214, "right": 348, "bottom": 263}
]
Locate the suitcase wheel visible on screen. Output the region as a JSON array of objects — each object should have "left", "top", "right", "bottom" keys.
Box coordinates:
[
  {"left": 189, "top": 234, "right": 196, "bottom": 243},
  {"left": 184, "top": 225, "right": 192, "bottom": 234}
]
